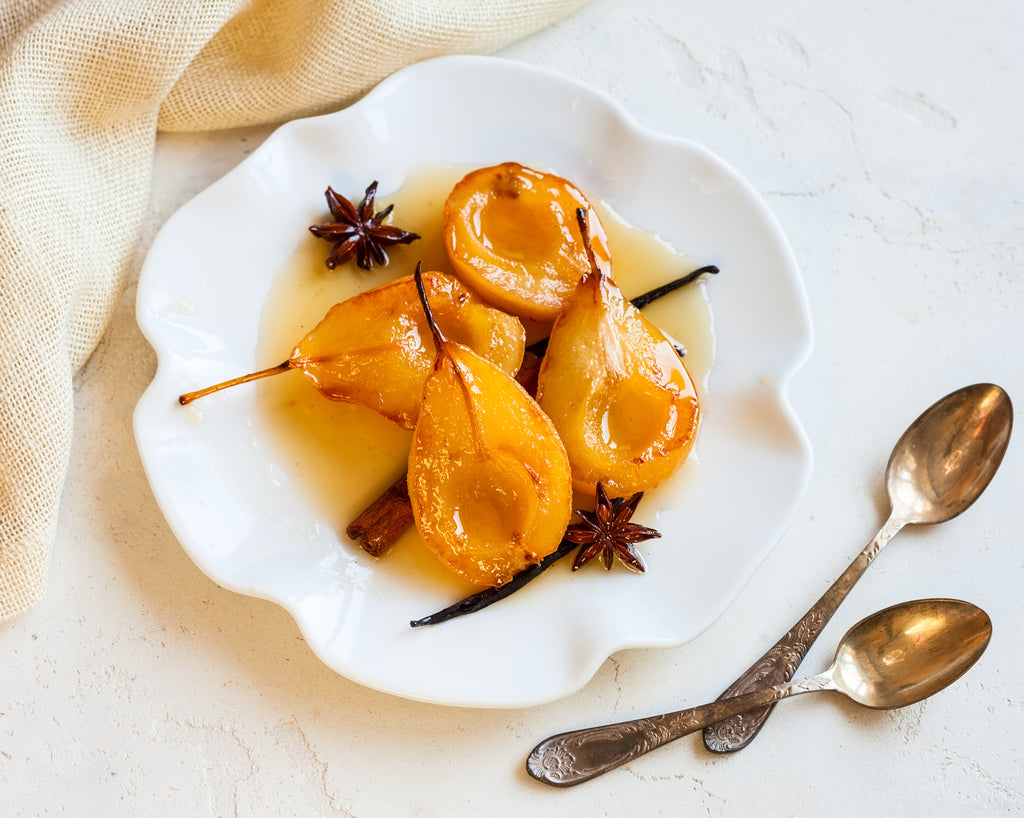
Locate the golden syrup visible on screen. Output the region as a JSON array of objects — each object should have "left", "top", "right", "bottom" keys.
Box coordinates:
[{"left": 254, "top": 163, "right": 715, "bottom": 586}]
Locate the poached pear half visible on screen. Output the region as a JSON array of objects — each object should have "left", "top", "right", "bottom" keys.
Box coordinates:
[
  {"left": 536, "top": 210, "right": 700, "bottom": 496},
  {"left": 443, "top": 162, "right": 612, "bottom": 322},
  {"left": 407, "top": 265, "right": 573, "bottom": 587},
  {"left": 180, "top": 270, "right": 525, "bottom": 430}
]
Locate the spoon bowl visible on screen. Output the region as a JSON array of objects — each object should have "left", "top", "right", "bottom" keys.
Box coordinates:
[
  {"left": 830, "top": 598, "right": 992, "bottom": 708},
  {"left": 887, "top": 383, "right": 1013, "bottom": 524},
  {"left": 527, "top": 599, "right": 992, "bottom": 787}
]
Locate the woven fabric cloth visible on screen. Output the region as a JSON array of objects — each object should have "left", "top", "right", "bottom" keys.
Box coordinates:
[{"left": 0, "top": 0, "right": 585, "bottom": 621}]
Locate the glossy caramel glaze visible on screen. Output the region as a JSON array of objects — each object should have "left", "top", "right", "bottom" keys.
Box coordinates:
[{"left": 443, "top": 162, "right": 612, "bottom": 321}]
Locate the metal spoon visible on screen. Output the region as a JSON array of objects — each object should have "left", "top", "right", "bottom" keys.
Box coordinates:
[
  {"left": 527, "top": 598, "right": 991, "bottom": 787},
  {"left": 702, "top": 382, "right": 1011, "bottom": 753}
]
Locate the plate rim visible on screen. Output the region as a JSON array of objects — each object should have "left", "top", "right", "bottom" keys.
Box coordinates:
[{"left": 134, "top": 54, "right": 814, "bottom": 708}]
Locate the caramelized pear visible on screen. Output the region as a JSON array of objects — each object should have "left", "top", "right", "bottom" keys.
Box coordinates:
[
  {"left": 536, "top": 210, "right": 700, "bottom": 496},
  {"left": 407, "top": 265, "right": 573, "bottom": 587},
  {"left": 179, "top": 271, "right": 525, "bottom": 430},
  {"left": 443, "top": 162, "right": 612, "bottom": 322}
]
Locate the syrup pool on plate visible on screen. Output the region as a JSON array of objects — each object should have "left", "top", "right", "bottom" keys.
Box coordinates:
[{"left": 253, "top": 164, "right": 716, "bottom": 592}]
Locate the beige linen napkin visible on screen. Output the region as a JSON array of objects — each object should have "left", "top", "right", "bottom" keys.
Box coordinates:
[{"left": 0, "top": 0, "right": 586, "bottom": 621}]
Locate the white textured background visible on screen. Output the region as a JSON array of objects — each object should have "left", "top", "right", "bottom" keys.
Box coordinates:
[{"left": 3, "top": 0, "right": 1023, "bottom": 814}]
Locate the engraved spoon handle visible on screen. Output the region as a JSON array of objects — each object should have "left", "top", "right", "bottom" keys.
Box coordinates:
[
  {"left": 701, "top": 513, "right": 906, "bottom": 753},
  {"left": 527, "top": 674, "right": 831, "bottom": 787}
]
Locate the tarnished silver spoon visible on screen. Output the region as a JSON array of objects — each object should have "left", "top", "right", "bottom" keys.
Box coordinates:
[
  {"left": 527, "top": 598, "right": 991, "bottom": 787},
  {"left": 702, "top": 382, "right": 1011, "bottom": 753}
]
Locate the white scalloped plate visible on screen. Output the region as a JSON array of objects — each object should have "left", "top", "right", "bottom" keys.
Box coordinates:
[{"left": 134, "top": 55, "right": 813, "bottom": 708}]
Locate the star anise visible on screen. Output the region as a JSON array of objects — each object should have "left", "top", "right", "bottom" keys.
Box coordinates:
[
  {"left": 564, "top": 482, "right": 661, "bottom": 572},
  {"left": 309, "top": 181, "right": 420, "bottom": 270}
]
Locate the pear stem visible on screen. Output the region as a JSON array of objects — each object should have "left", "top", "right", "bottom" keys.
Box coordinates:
[
  {"left": 178, "top": 360, "right": 291, "bottom": 405},
  {"left": 413, "top": 261, "right": 447, "bottom": 350},
  {"left": 414, "top": 260, "right": 486, "bottom": 448},
  {"left": 575, "top": 207, "right": 603, "bottom": 279}
]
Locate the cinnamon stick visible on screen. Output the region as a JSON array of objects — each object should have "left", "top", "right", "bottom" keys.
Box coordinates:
[{"left": 345, "top": 475, "right": 413, "bottom": 556}]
